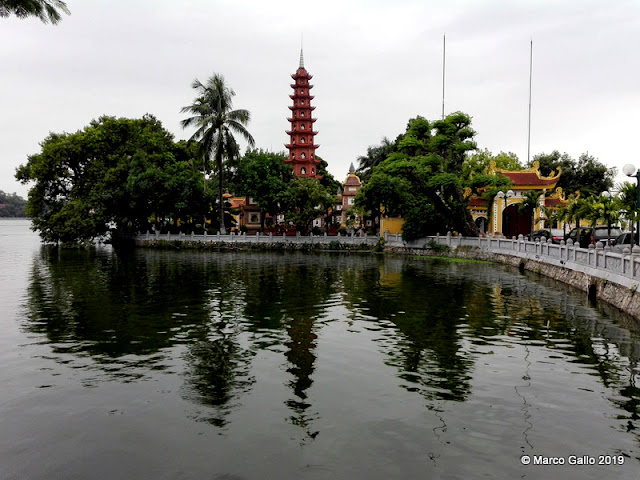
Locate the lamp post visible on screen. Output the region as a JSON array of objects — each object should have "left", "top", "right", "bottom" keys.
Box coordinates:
[
  {"left": 623, "top": 164, "right": 640, "bottom": 246},
  {"left": 497, "top": 190, "right": 515, "bottom": 238}
]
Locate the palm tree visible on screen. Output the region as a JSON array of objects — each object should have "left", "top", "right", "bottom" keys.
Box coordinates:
[
  {"left": 181, "top": 74, "right": 254, "bottom": 234},
  {"left": 0, "top": 0, "right": 69, "bottom": 24},
  {"left": 565, "top": 194, "right": 588, "bottom": 246},
  {"left": 587, "top": 194, "right": 619, "bottom": 246},
  {"left": 518, "top": 190, "right": 541, "bottom": 237},
  {"left": 617, "top": 182, "right": 638, "bottom": 249},
  {"left": 356, "top": 137, "right": 395, "bottom": 183}
]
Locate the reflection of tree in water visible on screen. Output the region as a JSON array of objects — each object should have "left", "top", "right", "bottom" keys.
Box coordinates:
[
  {"left": 342, "top": 258, "right": 475, "bottom": 402},
  {"left": 186, "top": 253, "right": 339, "bottom": 438},
  {"left": 23, "top": 247, "right": 257, "bottom": 427},
  {"left": 24, "top": 247, "right": 212, "bottom": 359}
]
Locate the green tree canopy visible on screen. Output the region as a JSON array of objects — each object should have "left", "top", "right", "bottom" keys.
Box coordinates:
[
  {"left": 234, "top": 149, "right": 293, "bottom": 227},
  {"left": 356, "top": 136, "right": 399, "bottom": 183},
  {"left": 0, "top": 190, "right": 28, "bottom": 217},
  {"left": 530, "top": 151, "right": 615, "bottom": 197},
  {"left": 0, "top": 0, "right": 69, "bottom": 24},
  {"left": 462, "top": 148, "right": 522, "bottom": 179},
  {"left": 181, "top": 73, "right": 255, "bottom": 234},
  {"left": 15, "top": 115, "right": 206, "bottom": 245},
  {"left": 355, "top": 112, "right": 514, "bottom": 239},
  {"left": 284, "top": 177, "right": 338, "bottom": 234}
]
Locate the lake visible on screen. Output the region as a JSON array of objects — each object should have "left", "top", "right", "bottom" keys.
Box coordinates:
[{"left": 0, "top": 219, "right": 638, "bottom": 479}]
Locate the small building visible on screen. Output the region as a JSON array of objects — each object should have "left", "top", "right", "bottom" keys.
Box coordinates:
[
  {"left": 339, "top": 163, "right": 362, "bottom": 226},
  {"left": 467, "top": 161, "right": 567, "bottom": 237}
]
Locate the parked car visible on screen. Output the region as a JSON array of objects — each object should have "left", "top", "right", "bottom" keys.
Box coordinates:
[
  {"left": 565, "top": 226, "right": 622, "bottom": 248},
  {"left": 529, "top": 228, "right": 565, "bottom": 244},
  {"left": 591, "top": 226, "right": 622, "bottom": 246},
  {"left": 611, "top": 232, "right": 639, "bottom": 253}
]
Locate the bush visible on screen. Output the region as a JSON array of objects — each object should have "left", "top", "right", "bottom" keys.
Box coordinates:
[{"left": 427, "top": 239, "right": 450, "bottom": 253}]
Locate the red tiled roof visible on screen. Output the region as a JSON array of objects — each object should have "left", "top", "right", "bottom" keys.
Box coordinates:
[
  {"left": 498, "top": 171, "right": 558, "bottom": 186},
  {"left": 545, "top": 197, "right": 568, "bottom": 207},
  {"left": 469, "top": 197, "right": 487, "bottom": 207}
]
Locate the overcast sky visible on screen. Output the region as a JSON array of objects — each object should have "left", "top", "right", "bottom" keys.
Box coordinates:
[{"left": 2, "top": 0, "right": 640, "bottom": 198}]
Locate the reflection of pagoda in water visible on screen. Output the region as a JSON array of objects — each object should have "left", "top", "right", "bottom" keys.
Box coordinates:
[{"left": 285, "top": 50, "right": 320, "bottom": 178}]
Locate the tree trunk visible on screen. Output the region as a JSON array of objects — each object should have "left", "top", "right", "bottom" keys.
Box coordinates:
[{"left": 217, "top": 148, "right": 226, "bottom": 235}]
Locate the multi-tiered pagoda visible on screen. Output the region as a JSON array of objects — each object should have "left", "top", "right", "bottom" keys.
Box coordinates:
[{"left": 285, "top": 50, "right": 320, "bottom": 178}]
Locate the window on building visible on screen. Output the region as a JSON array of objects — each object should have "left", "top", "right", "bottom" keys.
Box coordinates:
[
  {"left": 301, "top": 124, "right": 305, "bottom": 130},
  {"left": 301, "top": 167, "right": 307, "bottom": 175},
  {"left": 348, "top": 186, "right": 357, "bottom": 192},
  {"left": 301, "top": 137, "right": 305, "bottom": 144},
  {"left": 311, "top": 168, "right": 315, "bottom": 174},
  {"left": 301, "top": 100, "right": 305, "bottom": 105},
  {"left": 348, "top": 198, "right": 355, "bottom": 205},
  {"left": 301, "top": 112, "right": 305, "bottom": 116},
  {"left": 301, "top": 153, "right": 306, "bottom": 159}
]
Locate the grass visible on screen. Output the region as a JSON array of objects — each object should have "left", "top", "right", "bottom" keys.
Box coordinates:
[{"left": 414, "top": 255, "right": 493, "bottom": 264}]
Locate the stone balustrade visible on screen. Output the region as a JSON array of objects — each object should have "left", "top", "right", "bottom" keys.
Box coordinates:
[
  {"left": 384, "top": 231, "right": 640, "bottom": 286},
  {"left": 137, "top": 230, "right": 378, "bottom": 246}
]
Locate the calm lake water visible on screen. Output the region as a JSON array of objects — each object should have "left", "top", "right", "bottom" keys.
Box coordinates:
[{"left": 1, "top": 219, "right": 638, "bottom": 479}]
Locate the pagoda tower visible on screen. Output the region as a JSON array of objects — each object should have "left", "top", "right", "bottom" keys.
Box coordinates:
[{"left": 285, "top": 50, "right": 321, "bottom": 178}]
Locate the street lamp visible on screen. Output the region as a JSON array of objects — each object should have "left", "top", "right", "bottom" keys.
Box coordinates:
[
  {"left": 623, "top": 164, "right": 640, "bottom": 244},
  {"left": 497, "top": 190, "right": 515, "bottom": 238}
]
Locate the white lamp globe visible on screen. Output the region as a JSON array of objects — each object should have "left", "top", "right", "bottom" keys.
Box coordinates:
[{"left": 623, "top": 164, "right": 636, "bottom": 177}]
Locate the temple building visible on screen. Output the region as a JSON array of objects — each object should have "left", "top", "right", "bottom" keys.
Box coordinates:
[
  {"left": 285, "top": 50, "right": 320, "bottom": 178},
  {"left": 338, "top": 163, "right": 363, "bottom": 226},
  {"left": 466, "top": 161, "right": 568, "bottom": 237}
]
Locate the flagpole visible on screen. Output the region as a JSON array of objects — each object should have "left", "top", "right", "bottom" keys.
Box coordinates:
[
  {"left": 527, "top": 39, "right": 533, "bottom": 164},
  {"left": 442, "top": 33, "right": 446, "bottom": 120}
]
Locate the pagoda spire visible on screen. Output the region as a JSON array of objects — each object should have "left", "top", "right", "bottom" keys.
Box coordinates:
[{"left": 285, "top": 51, "right": 320, "bottom": 178}]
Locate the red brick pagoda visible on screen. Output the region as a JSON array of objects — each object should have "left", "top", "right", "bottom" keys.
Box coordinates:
[{"left": 285, "top": 50, "right": 321, "bottom": 178}]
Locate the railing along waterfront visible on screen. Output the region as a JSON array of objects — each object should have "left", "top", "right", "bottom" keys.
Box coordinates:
[
  {"left": 138, "top": 230, "right": 378, "bottom": 246},
  {"left": 384, "top": 231, "right": 640, "bottom": 284}
]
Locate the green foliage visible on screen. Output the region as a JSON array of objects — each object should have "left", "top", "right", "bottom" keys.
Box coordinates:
[
  {"left": 0, "top": 0, "right": 70, "bottom": 24},
  {"left": 518, "top": 191, "right": 541, "bottom": 233},
  {"left": 283, "top": 177, "right": 337, "bottom": 234},
  {"left": 15, "top": 115, "right": 206, "bottom": 244},
  {"left": 462, "top": 148, "right": 522, "bottom": 179},
  {"left": 0, "top": 190, "right": 27, "bottom": 217},
  {"left": 427, "top": 239, "right": 450, "bottom": 253},
  {"left": 355, "top": 112, "right": 482, "bottom": 240},
  {"left": 530, "top": 151, "right": 615, "bottom": 197},
  {"left": 356, "top": 137, "right": 399, "bottom": 183},
  {"left": 316, "top": 156, "right": 341, "bottom": 193},
  {"left": 181, "top": 73, "right": 255, "bottom": 234},
  {"left": 234, "top": 149, "right": 293, "bottom": 226}
]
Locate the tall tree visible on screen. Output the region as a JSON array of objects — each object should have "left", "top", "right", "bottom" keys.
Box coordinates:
[
  {"left": 15, "top": 115, "right": 204, "bottom": 244},
  {"left": 284, "top": 178, "right": 338, "bottom": 234},
  {"left": 181, "top": 73, "right": 254, "bottom": 234},
  {"left": 356, "top": 136, "right": 397, "bottom": 183},
  {"left": 0, "top": 190, "right": 27, "bottom": 217},
  {"left": 616, "top": 182, "right": 639, "bottom": 247},
  {"left": 462, "top": 148, "right": 522, "bottom": 179},
  {"left": 235, "top": 149, "right": 293, "bottom": 228},
  {"left": 530, "top": 151, "right": 615, "bottom": 197},
  {"left": 356, "top": 113, "right": 487, "bottom": 239},
  {"left": 0, "top": 0, "right": 69, "bottom": 24},
  {"left": 585, "top": 194, "right": 619, "bottom": 246}
]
